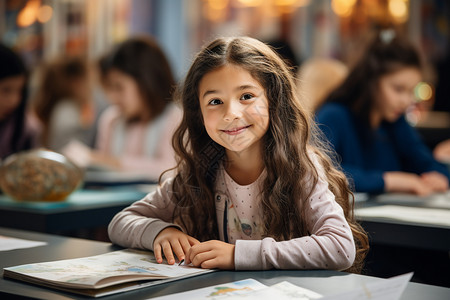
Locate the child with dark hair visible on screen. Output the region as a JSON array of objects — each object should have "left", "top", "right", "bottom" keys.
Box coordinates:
[
  {"left": 316, "top": 30, "right": 449, "bottom": 195},
  {"left": 0, "top": 44, "right": 38, "bottom": 160},
  {"left": 32, "top": 56, "right": 99, "bottom": 152},
  {"left": 64, "top": 36, "right": 180, "bottom": 180}
]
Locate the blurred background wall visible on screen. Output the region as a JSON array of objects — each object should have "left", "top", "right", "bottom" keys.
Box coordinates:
[{"left": 1, "top": 0, "right": 449, "bottom": 102}]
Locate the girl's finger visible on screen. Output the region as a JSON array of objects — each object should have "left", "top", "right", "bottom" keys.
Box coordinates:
[
  {"left": 188, "top": 235, "right": 200, "bottom": 246},
  {"left": 180, "top": 238, "right": 192, "bottom": 256},
  {"left": 154, "top": 244, "right": 163, "bottom": 264},
  {"left": 170, "top": 240, "right": 186, "bottom": 262},
  {"left": 162, "top": 241, "right": 175, "bottom": 265},
  {"left": 191, "top": 249, "right": 215, "bottom": 268}
]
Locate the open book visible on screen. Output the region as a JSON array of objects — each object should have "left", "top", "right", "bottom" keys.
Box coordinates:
[{"left": 2, "top": 249, "right": 214, "bottom": 297}]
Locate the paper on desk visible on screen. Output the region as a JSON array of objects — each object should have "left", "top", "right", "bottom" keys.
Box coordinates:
[
  {"left": 0, "top": 235, "right": 47, "bottom": 251},
  {"left": 149, "top": 278, "right": 268, "bottom": 299},
  {"left": 356, "top": 205, "right": 450, "bottom": 226},
  {"left": 225, "top": 281, "right": 322, "bottom": 300},
  {"left": 375, "top": 192, "right": 450, "bottom": 209},
  {"left": 320, "top": 272, "right": 412, "bottom": 300}
]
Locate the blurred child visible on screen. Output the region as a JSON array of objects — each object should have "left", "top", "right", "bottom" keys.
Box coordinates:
[
  {"left": 65, "top": 36, "right": 180, "bottom": 180},
  {"left": 108, "top": 37, "right": 368, "bottom": 273},
  {"left": 0, "top": 44, "right": 38, "bottom": 160},
  {"left": 32, "top": 56, "right": 98, "bottom": 152},
  {"left": 316, "top": 30, "right": 449, "bottom": 195}
]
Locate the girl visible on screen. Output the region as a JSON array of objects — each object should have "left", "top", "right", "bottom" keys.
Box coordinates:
[
  {"left": 65, "top": 36, "right": 180, "bottom": 180},
  {"left": 0, "top": 44, "right": 38, "bottom": 160},
  {"left": 32, "top": 56, "right": 99, "bottom": 152},
  {"left": 316, "top": 30, "right": 449, "bottom": 195},
  {"left": 108, "top": 37, "right": 368, "bottom": 273}
]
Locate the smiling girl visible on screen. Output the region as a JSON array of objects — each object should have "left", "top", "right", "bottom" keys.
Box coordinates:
[{"left": 108, "top": 36, "right": 368, "bottom": 273}]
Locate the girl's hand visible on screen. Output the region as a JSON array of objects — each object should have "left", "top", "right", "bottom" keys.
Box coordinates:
[
  {"left": 383, "top": 171, "right": 433, "bottom": 196},
  {"left": 153, "top": 227, "right": 199, "bottom": 265},
  {"left": 421, "top": 171, "right": 449, "bottom": 193},
  {"left": 185, "top": 240, "right": 235, "bottom": 270}
]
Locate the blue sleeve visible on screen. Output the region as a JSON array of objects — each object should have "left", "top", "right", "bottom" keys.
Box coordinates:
[
  {"left": 394, "top": 117, "right": 450, "bottom": 179},
  {"left": 316, "top": 104, "right": 385, "bottom": 193}
]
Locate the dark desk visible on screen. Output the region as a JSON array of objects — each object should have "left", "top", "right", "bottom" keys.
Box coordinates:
[
  {"left": 355, "top": 193, "right": 450, "bottom": 251},
  {"left": 0, "top": 187, "right": 151, "bottom": 235},
  {"left": 1, "top": 228, "right": 448, "bottom": 300},
  {"left": 355, "top": 193, "right": 450, "bottom": 287}
]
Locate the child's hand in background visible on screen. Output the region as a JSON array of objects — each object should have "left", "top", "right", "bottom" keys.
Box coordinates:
[
  {"left": 153, "top": 227, "right": 199, "bottom": 265},
  {"left": 421, "top": 171, "right": 449, "bottom": 193},
  {"left": 185, "top": 240, "right": 235, "bottom": 270}
]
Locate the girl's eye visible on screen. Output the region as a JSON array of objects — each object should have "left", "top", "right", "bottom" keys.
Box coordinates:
[
  {"left": 209, "top": 99, "right": 222, "bottom": 105},
  {"left": 240, "top": 93, "right": 254, "bottom": 101}
]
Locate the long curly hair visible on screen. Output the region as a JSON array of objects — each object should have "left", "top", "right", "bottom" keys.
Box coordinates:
[{"left": 166, "top": 36, "right": 368, "bottom": 273}]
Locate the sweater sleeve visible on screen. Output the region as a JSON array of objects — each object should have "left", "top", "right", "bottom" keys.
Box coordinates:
[
  {"left": 316, "top": 104, "right": 385, "bottom": 193},
  {"left": 394, "top": 117, "right": 450, "bottom": 179},
  {"left": 234, "top": 154, "right": 356, "bottom": 271},
  {"left": 108, "top": 178, "right": 181, "bottom": 250}
]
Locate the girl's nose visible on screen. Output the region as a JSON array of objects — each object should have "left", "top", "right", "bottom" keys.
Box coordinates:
[{"left": 223, "top": 101, "right": 242, "bottom": 122}]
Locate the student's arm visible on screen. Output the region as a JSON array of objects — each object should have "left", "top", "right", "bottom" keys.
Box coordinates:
[
  {"left": 107, "top": 178, "right": 181, "bottom": 250},
  {"left": 394, "top": 117, "right": 450, "bottom": 182},
  {"left": 233, "top": 155, "right": 356, "bottom": 271}
]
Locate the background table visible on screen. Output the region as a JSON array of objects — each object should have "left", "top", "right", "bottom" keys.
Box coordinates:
[
  {"left": 0, "top": 186, "right": 152, "bottom": 236},
  {"left": 1, "top": 227, "right": 449, "bottom": 300},
  {"left": 355, "top": 192, "right": 450, "bottom": 287}
]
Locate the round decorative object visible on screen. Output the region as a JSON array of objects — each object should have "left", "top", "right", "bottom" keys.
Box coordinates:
[{"left": 0, "top": 149, "right": 83, "bottom": 202}]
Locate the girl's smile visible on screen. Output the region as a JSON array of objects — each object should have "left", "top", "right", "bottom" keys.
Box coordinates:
[
  {"left": 221, "top": 124, "right": 252, "bottom": 135},
  {"left": 199, "top": 64, "right": 269, "bottom": 155}
]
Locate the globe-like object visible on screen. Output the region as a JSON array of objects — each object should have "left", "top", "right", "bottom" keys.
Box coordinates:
[{"left": 0, "top": 149, "right": 83, "bottom": 202}]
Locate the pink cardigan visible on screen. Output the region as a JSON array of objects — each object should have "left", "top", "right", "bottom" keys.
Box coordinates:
[{"left": 96, "top": 104, "right": 181, "bottom": 179}]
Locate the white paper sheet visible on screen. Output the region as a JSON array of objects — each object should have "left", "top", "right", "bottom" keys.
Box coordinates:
[
  {"left": 149, "top": 278, "right": 268, "bottom": 300},
  {"left": 356, "top": 205, "right": 450, "bottom": 226},
  {"left": 320, "top": 272, "right": 413, "bottom": 300},
  {"left": 0, "top": 235, "right": 47, "bottom": 251}
]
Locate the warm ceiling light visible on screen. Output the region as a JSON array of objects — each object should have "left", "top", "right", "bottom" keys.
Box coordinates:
[
  {"left": 331, "top": 0, "right": 356, "bottom": 17},
  {"left": 37, "top": 5, "right": 53, "bottom": 23},
  {"left": 389, "top": 0, "right": 408, "bottom": 19},
  {"left": 17, "top": 0, "right": 41, "bottom": 27},
  {"left": 238, "top": 0, "right": 263, "bottom": 7}
]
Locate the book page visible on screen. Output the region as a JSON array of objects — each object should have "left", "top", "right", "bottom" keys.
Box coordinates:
[
  {"left": 0, "top": 235, "right": 47, "bottom": 251},
  {"left": 3, "top": 249, "right": 212, "bottom": 289}
]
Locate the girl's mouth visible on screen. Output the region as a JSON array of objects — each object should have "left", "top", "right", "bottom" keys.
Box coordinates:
[{"left": 221, "top": 125, "right": 251, "bottom": 135}]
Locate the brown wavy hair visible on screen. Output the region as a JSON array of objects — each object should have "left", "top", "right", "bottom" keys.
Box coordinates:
[{"left": 166, "top": 36, "right": 368, "bottom": 273}]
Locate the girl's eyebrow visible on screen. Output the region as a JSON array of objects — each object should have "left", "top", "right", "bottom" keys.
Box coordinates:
[
  {"left": 202, "top": 90, "right": 219, "bottom": 99},
  {"left": 202, "top": 84, "right": 260, "bottom": 99}
]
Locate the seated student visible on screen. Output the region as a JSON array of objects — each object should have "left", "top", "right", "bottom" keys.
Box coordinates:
[
  {"left": 108, "top": 36, "right": 369, "bottom": 273},
  {"left": 0, "top": 44, "right": 38, "bottom": 160},
  {"left": 316, "top": 30, "right": 449, "bottom": 196},
  {"left": 64, "top": 36, "right": 180, "bottom": 180},
  {"left": 32, "top": 56, "right": 101, "bottom": 152}
]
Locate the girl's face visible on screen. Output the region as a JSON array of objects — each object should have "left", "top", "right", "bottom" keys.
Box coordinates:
[
  {"left": 374, "top": 67, "right": 421, "bottom": 123},
  {"left": 104, "top": 69, "right": 149, "bottom": 121},
  {"left": 199, "top": 64, "right": 269, "bottom": 155},
  {"left": 0, "top": 75, "right": 25, "bottom": 120}
]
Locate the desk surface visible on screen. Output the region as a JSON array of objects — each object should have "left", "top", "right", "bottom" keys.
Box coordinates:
[
  {"left": 0, "top": 187, "right": 152, "bottom": 234},
  {"left": 355, "top": 193, "right": 450, "bottom": 251},
  {"left": 0, "top": 227, "right": 449, "bottom": 300}
]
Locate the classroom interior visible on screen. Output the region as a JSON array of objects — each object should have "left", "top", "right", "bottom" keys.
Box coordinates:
[{"left": 0, "top": 0, "right": 449, "bottom": 298}]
